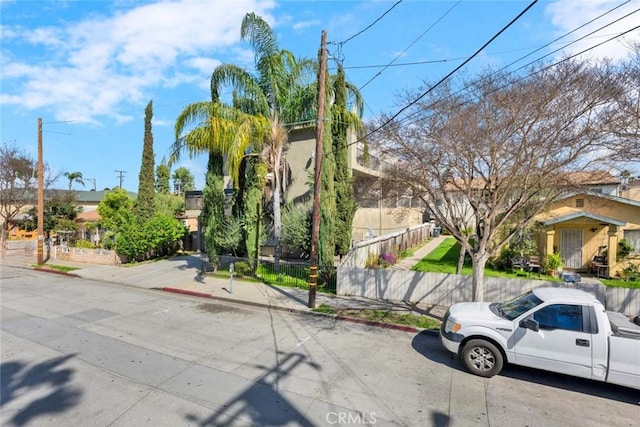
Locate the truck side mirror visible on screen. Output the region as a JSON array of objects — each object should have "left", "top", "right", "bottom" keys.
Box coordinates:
[{"left": 519, "top": 318, "right": 539, "bottom": 332}]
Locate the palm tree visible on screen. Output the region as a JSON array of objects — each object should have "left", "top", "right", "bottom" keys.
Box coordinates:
[
  {"left": 63, "top": 171, "right": 84, "bottom": 191},
  {"left": 172, "top": 13, "right": 316, "bottom": 255}
]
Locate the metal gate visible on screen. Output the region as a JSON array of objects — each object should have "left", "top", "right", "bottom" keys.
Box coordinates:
[{"left": 561, "top": 228, "right": 583, "bottom": 269}]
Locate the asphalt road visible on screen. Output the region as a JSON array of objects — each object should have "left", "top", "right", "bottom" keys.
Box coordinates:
[{"left": 1, "top": 266, "right": 638, "bottom": 426}]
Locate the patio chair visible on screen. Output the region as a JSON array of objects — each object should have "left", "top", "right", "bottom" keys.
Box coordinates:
[
  {"left": 527, "top": 255, "right": 541, "bottom": 277},
  {"left": 510, "top": 256, "right": 527, "bottom": 274}
]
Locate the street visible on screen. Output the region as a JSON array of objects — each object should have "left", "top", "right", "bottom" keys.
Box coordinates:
[{"left": 1, "top": 266, "right": 638, "bottom": 426}]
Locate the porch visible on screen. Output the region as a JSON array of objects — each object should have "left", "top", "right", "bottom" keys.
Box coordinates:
[{"left": 540, "top": 212, "right": 625, "bottom": 278}]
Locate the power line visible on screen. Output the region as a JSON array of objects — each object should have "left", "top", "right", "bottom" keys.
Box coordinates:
[
  {"left": 43, "top": 130, "right": 74, "bottom": 135},
  {"left": 337, "top": 0, "right": 404, "bottom": 46},
  {"left": 358, "top": 0, "right": 462, "bottom": 91},
  {"left": 388, "top": 24, "right": 640, "bottom": 139},
  {"left": 359, "top": 0, "right": 539, "bottom": 143},
  {"left": 390, "top": 3, "right": 639, "bottom": 131}
]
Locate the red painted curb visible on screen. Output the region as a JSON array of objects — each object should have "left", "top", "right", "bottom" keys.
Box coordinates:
[{"left": 161, "top": 287, "right": 213, "bottom": 299}]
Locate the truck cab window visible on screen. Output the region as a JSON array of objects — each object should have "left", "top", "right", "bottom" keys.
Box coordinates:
[{"left": 534, "top": 304, "right": 584, "bottom": 332}]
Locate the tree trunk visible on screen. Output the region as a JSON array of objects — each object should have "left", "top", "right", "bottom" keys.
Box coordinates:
[
  {"left": 0, "top": 225, "right": 7, "bottom": 256},
  {"left": 272, "top": 162, "right": 282, "bottom": 272},
  {"left": 472, "top": 253, "right": 489, "bottom": 302},
  {"left": 456, "top": 244, "right": 465, "bottom": 275}
]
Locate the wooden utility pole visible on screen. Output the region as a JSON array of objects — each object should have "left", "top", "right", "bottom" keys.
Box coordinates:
[
  {"left": 115, "top": 170, "right": 127, "bottom": 188},
  {"left": 308, "top": 30, "right": 327, "bottom": 309},
  {"left": 37, "top": 118, "right": 44, "bottom": 265}
]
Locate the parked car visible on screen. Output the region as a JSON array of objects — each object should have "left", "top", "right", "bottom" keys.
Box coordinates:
[{"left": 440, "top": 287, "right": 640, "bottom": 390}]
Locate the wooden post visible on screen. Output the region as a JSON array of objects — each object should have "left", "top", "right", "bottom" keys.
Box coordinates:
[
  {"left": 37, "top": 118, "right": 44, "bottom": 264},
  {"left": 308, "top": 30, "right": 327, "bottom": 309}
]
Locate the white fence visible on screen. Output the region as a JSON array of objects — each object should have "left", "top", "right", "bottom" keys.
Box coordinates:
[
  {"left": 337, "top": 267, "right": 640, "bottom": 316},
  {"left": 342, "top": 223, "right": 433, "bottom": 268}
]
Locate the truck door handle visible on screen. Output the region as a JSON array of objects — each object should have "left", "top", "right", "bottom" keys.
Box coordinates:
[{"left": 576, "top": 338, "right": 590, "bottom": 347}]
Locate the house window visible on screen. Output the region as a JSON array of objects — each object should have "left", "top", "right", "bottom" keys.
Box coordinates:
[
  {"left": 575, "top": 198, "right": 584, "bottom": 208},
  {"left": 623, "top": 230, "right": 640, "bottom": 254}
]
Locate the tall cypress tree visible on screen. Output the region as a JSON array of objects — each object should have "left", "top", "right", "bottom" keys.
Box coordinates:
[
  {"left": 243, "top": 155, "right": 267, "bottom": 262},
  {"left": 201, "top": 152, "right": 225, "bottom": 266},
  {"left": 332, "top": 66, "right": 358, "bottom": 256},
  {"left": 135, "top": 100, "right": 155, "bottom": 220},
  {"left": 319, "top": 66, "right": 336, "bottom": 270}
]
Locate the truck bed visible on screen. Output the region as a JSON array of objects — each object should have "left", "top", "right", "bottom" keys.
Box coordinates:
[{"left": 607, "top": 311, "right": 640, "bottom": 340}]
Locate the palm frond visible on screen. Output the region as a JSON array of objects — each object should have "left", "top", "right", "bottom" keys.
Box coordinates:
[{"left": 211, "top": 64, "right": 269, "bottom": 114}]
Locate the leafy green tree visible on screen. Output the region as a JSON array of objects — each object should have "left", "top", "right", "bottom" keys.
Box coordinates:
[
  {"left": 154, "top": 193, "right": 184, "bottom": 217},
  {"left": 155, "top": 156, "right": 170, "bottom": 194},
  {"left": 214, "top": 216, "right": 243, "bottom": 256},
  {"left": 135, "top": 100, "right": 155, "bottom": 220},
  {"left": 142, "top": 213, "right": 188, "bottom": 256},
  {"left": 172, "top": 166, "right": 195, "bottom": 195},
  {"left": 64, "top": 171, "right": 84, "bottom": 191},
  {"left": 281, "top": 202, "right": 311, "bottom": 255},
  {"left": 23, "top": 192, "right": 82, "bottom": 240},
  {"left": 97, "top": 188, "right": 134, "bottom": 231}
]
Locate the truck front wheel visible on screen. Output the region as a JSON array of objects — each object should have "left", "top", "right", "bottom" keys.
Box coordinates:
[{"left": 461, "top": 339, "right": 504, "bottom": 378}]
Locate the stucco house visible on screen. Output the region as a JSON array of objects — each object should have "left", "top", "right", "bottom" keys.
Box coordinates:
[
  {"left": 535, "top": 190, "right": 640, "bottom": 277},
  {"left": 286, "top": 128, "right": 425, "bottom": 243}
]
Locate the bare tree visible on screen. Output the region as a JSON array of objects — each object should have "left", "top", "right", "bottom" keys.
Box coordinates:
[
  {"left": 0, "top": 144, "right": 37, "bottom": 252},
  {"left": 606, "top": 42, "right": 640, "bottom": 161},
  {"left": 370, "top": 59, "right": 622, "bottom": 301}
]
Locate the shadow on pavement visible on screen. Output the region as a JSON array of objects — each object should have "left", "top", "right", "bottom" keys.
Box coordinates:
[
  {"left": 499, "top": 364, "right": 640, "bottom": 405},
  {"left": 411, "top": 331, "right": 458, "bottom": 368},
  {"left": 412, "top": 332, "right": 639, "bottom": 405},
  {"left": 166, "top": 255, "right": 204, "bottom": 271},
  {"left": 184, "top": 352, "right": 319, "bottom": 426},
  {"left": 1, "top": 353, "right": 83, "bottom": 426}
]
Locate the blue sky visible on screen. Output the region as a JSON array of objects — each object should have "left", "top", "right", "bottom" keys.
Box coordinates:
[{"left": 2, "top": 0, "right": 639, "bottom": 192}]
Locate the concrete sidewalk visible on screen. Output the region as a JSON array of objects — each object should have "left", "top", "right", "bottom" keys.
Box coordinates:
[
  {"left": 1, "top": 251, "right": 447, "bottom": 332},
  {"left": 391, "top": 235, "right": 447, "bottom": 269}
]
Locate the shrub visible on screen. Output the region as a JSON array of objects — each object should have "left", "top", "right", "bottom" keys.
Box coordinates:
[
  {"left": 233, "top": 261, "right": 251, "bottom": 277},
  {"left": 365, "top": 252, "right": 398, "bottom": 269},
  {"left": 620, "top": 262, "right": 640, "bottom": 281},
  {"left": 379, "top": 253, "right": 397, "bottom": 268},
  {"left": 365, "top": 252, "right": 380, "bottom": 269},
  {"left": 544, "top": 253, "right": 563, "bottom": 273},
  {"left": 74, "top": 239, "right": 95, "bottom": 249},
  {"left": 618, "top": 239, "right": 634, "bottom": 261}
]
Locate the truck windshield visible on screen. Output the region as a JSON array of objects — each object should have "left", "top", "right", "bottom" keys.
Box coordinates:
[{"left": 497, "top": 291, "right": 543, "bottom": 320}]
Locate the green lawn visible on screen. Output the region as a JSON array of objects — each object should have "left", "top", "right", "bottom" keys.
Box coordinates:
[
  {"left": 600, "top": 278, "right": 640, "bottom": 289},
  {"left": 411, "top": 238, "right": 640, "bottom": 289},
  {"left": 411, "top": 238, "right": 556, "bottom": 281}
]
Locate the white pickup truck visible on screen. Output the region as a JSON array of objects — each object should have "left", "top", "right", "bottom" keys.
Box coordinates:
[{"left": 440, "top": 287, "right": 640, "bottom": 390}]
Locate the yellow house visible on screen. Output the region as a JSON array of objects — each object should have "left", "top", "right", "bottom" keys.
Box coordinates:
[{"left": 536, "top": 191, "right": 640, "bottom": 277}]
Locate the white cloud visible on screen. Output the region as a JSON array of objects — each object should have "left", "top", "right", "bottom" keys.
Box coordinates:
[
  {"left": 293, "top": 19, "right": 319, "bottom": 31},
  {"left": 1, "top": 0, "right": 276, "bottom": 123},
  {"left": 186, "top": 57, "right": 222, "bottom": 74},
  {"left": 545, "top": 0, "right": 640, "bottom": 62}
]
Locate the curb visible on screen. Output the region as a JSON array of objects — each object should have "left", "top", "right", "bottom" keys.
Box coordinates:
[
  {"left": 33, "top": 267, "right": 81, "bottom": 278},
  {"left": 158, "top": 286, "right": 432, "bottom": 334},
  {"left": 18, "top": 264, "right": 440, "bottom": 335}
]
